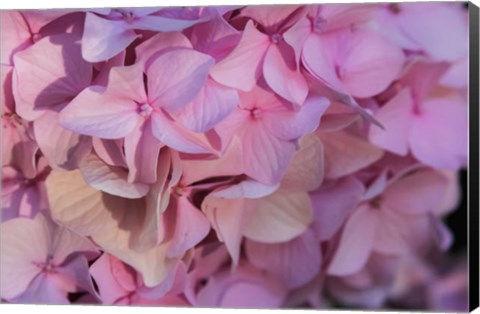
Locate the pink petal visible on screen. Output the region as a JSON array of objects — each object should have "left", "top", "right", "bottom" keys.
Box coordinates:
[
  {"left": 45, "top": 170, "right": 177, "bottom": 287},
  {"left": 82, "top": 12, "right": 137, "bottom": 62},
  {"left": 135, "top": 32, "right": 192, "bottom": 69},
  {"left": 241, "top": 5, "right": 303, "bottom": 32},
  {"left": 317, "top": 4, "right": 379, "bottom": 32},
  {"left": 307, "top": 74, "right": 379, "bottom": 125},
  {"left": 432, "top": 170, "right": 461, "bottom": 215},
  {"left": 202, "top": 195, "right": 247, "bottom": 266},
  {"left": 189, "top": 17, "right": 241, "bottom": 61},
  {"left": 150, "top": 111, "right": 215, "bottom": 154},
  {"left": 243, "top": 192, "right": 313, "bottom": 243},
  {"left": 340, "top": 30, "right": 405, "bottom": 98},
  {"left": 210, "top": 21, "right": 270, "bottom": 91},
  {"left": 211, "top": 180, "right": 279, "bottom": 199},
  {"left": 281, "top": 134, "right": 324, "bottom": 193},
  {"left": 90, "top": 254, "right": 135, "bottom": 304},
  {"left": 429, "top": 215, "right": 453, "bottom": 251},
  {"left": 218, "top": 277, "right": 284, "bottom": 309},
  {"left": 129, "top": 13, "right": 209, "bottom": 32},
  {"left": 263, "top": 42, "right": 308, "bottom": 105},
  {"left": 124, "top": 119, "right": 162, "bottom": 184},
  {"left": 131, "top": 150, "right": 172, "bottom": 251},
  {"left": 172, "top": 78, "right": 239, "bottom": 132},
  {"left": 327, "top": 206, "right": 378, "bottom": 276},
  {"left": 92, "top": 51, "right": 126, "bottom": 86},
  {"left": 310, "top": 176, "right": 365, "bottom": 241},
  {"left": 399, "top": 61, "right": 450, "bottom": 102},
  {"left": 263, "top": 93, "right": 330, "bottom": 141},
  {"left": 368, "top": 88, "right": 413, "bottom": 155},
  {"left": 302, "top": 32, "right": 347, "bottom": 94},
  {"left": 242, "top": 122, "right": 297, "bottom": 184},
  {"left": 151, "top": 7, "right": 213, "bottom": 25},
  {"left": 58, "top": 254, "right": 99, "bottom": 299},
  {"left": 409, "top": 98, "right": 468, "bottom": 169},
  {"left": 397, "top": 3, "right": 467, "bottom": 61},
  {"left": 318, "top": 102, "right": 360, "bottom": 132},
  {"left": 0, "top": 11, "right": 31, "bottom": 66},
  {"left": 1, "top": 212, "right": 97, "bottom": 300},
  {"left": 79, "top": 153, "right": 150, "bottom": 199},
  {"left": 137, "top": 262, "right": 187, "bottom": 300},
  {"left": 1, "top": 65, "right": 14, "bottom": 112},
  {"left": 440, "top": 57, "right": 468, "bottom": 89},
  {"left": 1, "top": 166, "right": 48, "bottom": 222},
  {"left": 320, "top": 131, "right": 384, "bottom": 179},
  {"left": 1, "top": 170, "right": 29, "bottom": 221},
  {"left": 34, "top": 109, "right": 92, "bottom": 171},
  {"left": 103, "top": 64, "right": 147, "bottom": 103},
  {"left": 92, "top": 138, "right": 127, "bottom": 168},
  {"left": 362, "top": 170, "right": 389, "bottom": 201},
  {"left": 382, "top": 169, "right": 448, "bottom": 216},
  {"left": 0, "top": 217, "right": 44, "bottom": 299},
  {"left": 167, "top": 197, "right": 210, "bottom": 257},
  {"left": 2, "top": 115, "right": 38, "bottom": 179},
  {"left": 282, "top": 17, "right": 311, "bottom": 65},
  {"left": 13, "top": 33, "right": 92, "bottom": 121},
  {"left": 21, "top": 9, "right": 75, "bottom": 35},
  {"left": 196, "top": 265, "right": 286, "bottom": 308},
  {"left": 372, "top": 210, "right": 413, "bottom": 255},
  {"left": 10, "top": 272, "right": 69, "bottom": 304},
  {"left": 146, "top": 48, "right": 215, "bottom": 113},
  {"left": 59, "top": 86, "right": 140, "bottom": 139},
  {"left": 245, "top": 229, "right": 322, "bottom": 289},
  {"left": 179, "top": 137, "right": 244, "bottom": 185}
]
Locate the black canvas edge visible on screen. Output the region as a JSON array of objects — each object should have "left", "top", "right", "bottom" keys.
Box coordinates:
[{"left": 469, "top": 1, "right": 480, "bottom": 312}]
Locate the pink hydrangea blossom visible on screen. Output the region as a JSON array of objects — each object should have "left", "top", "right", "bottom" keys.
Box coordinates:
[{"left": 0, "top": 3, "right": 469, "bottom": 311}]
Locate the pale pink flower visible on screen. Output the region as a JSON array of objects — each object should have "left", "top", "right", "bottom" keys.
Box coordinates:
[
  {"left": 201, "top": 134, "right": 324, "bottom": 266},
  {"left": 12, "top": 31, "right": 93, "bottom": 170},
  {"left": 1, "top": 109, "right": 38, "bottom": 176},
  {"left": 327, "top": 169, "right": 451, "bottom": 276},
  {"left": 373, "top": 3, "right": 468, "bottom": 62},
  {"left": 2, "top": 158, "right": 49, "bottom": 222},
  {"left": 211, "top": 6, "right": 309, "bottom": 105},
  {"left": 135, "top": 31, "right": 240, "bottom": 134},
  {"left": 82, "top": 7, "right": 218, "bottom": 62},
  {"left": 245, "top": 228, "right": 322, "bottom": 289},
  {"left": 215, "top": 85, "right": 329, "bottom": 184},
  {"left": 326, "top": 253, "right": 399, "bottom": 309},
  {"left": 0, "top": 211, "right": 99, "bottom": 303},
  {"left": 369, "top": 61, "right": 468, "bottom": 170},
  {"left": 301, "top": 26, "right": 405, "bottom": 99},
  {"left": 195, "top": 262, "right": 287, "bottom": 308},
  {"left": 90, "top": 253, "right": 188, "bottom": 306},
  {"left": 60, "top": 49, "right": 217, "bottom": 183}
]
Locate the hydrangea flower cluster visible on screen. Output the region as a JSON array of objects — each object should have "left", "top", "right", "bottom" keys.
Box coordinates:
[{"left": 1, "top": 3, "right": 468, "bottom": 310}]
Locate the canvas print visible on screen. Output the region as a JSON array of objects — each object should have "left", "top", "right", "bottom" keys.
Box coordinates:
[{"left": 0, "top": 2, "right": 473, "bottom": 311}]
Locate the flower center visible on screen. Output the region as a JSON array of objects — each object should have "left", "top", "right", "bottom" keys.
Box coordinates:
[
  {"left": 32, "top": 33, "right": 42, "bottom": 43},
  {"left": 139, "top": 103, "right": 153, "bottom": 117},
  {"left": 270, "top": 33, "right": 283, "bottom": 44},
  {"left": 35, "top": 255, "right": 56, "bottom": 273},
  {"left": 250, "top": 108, "right": 262, "bottom": 120},
  {"left": 3, "top": 112, "right": 23, "bottom": 128},
  {"left": 171, "top": 184, "right": 185, "bottom": 197},
  {"left": 388, "top": 3, "right": 401, "bottom": 14},
  {"left": 313, "top": 16, "right": 328, "bottom": 33},
  {"left": 113, "top": 9, "right": 136, "bottom": 23}
]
